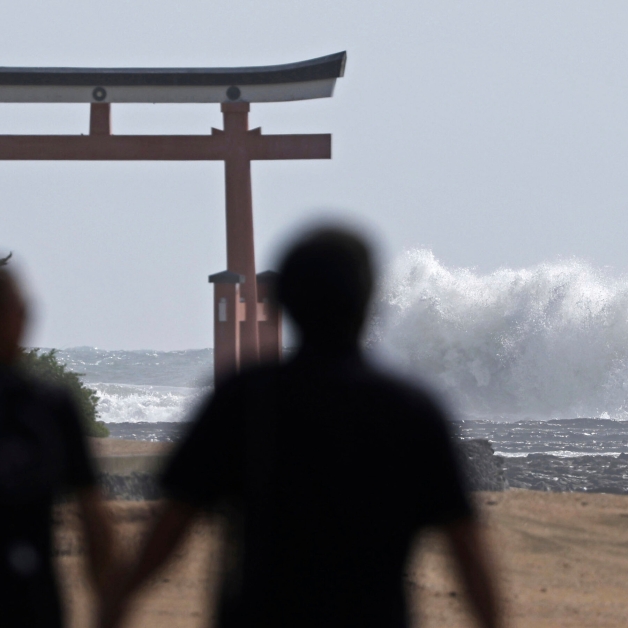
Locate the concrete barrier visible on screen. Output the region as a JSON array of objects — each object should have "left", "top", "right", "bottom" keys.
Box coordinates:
[
  {"left": 93, "top": 456, "right": 167, "bottom": 500},
  {"left": 94, "top": 454, "right": 169, "bottom": 477}
]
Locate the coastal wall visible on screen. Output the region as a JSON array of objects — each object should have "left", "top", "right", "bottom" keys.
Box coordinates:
[
  {"left": 95, "top": 438, "right": 510, "bottom": 500},
  {"left": 95, "top": 455, "right": 164, "bottom": 501}
]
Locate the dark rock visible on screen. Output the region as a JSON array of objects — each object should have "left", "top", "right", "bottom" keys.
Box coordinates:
[{"left": 458, "top": 439, "right": 508, "bottom": 491}]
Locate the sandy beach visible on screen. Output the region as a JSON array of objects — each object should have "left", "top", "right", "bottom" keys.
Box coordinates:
[
  {"left": 88, "top": 438, "right": 174, "bottom": 458},
  {"left": 56, "top": 440, "right": 628, "bottom": 627}
]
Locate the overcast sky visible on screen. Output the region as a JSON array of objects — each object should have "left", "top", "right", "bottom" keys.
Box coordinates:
[{"left": 2, "top": 1, "right": 628, "bottom": 349}]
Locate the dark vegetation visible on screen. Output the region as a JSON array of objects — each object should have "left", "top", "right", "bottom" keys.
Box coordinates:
[
  {"left": 20, "top": 349, "right": 109, "bottom": 437},
  {"left": 2, "top": 252, "right": 107, "bottom": 437}
]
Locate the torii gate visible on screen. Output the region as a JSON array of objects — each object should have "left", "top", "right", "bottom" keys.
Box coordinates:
[{"left": 0, "top": 52, "right": 346, "bottom": 383}]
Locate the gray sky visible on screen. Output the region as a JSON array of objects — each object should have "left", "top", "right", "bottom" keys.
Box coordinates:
[{"left": 2, "top": 1, "right": 628, "bottom": 350}]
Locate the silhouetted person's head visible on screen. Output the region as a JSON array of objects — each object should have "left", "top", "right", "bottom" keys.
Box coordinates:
[
  {"left": 277, "top": 228, "right": 373, "bottom": 348},
  {"left": 0, "top": 268, "right": 27, "bottom": 364}
]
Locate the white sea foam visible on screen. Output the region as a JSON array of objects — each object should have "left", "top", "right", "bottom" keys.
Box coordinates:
[
  {"left": 496, "top": 451, "right": 625, "bottom": 458},
  {"left": 92, "top": 382, "right": 207, "bottom": 423},
  {"left": 373, "top": 250, "right": 628, "bottom": 421}
]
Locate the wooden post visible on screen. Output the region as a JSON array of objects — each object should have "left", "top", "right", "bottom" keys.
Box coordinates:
[{"left": 90, "top": 103, "right": 111, "bottom": 135}]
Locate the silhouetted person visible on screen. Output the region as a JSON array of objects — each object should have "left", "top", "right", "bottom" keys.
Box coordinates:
[
  {"left": 101, "top": 228, "right": 502, "bottom": 628},
  {"left": 0, "top": 264, "right": 113, "bottom": 627}
]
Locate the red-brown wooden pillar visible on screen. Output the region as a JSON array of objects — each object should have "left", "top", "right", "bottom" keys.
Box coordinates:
[
  {"left": 222, "top": 102, "right": 260, "bottom": 368},
  {"left": 209, "top": 271, "right": 245, "bottom": 385},
  {"left": 257, "top": 271, "right": 282, "bottom": 364}
]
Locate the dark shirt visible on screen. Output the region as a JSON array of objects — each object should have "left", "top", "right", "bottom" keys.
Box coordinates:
[
  {"left": 0, "top": 365, "right": 96, "bottom": 628},
  {"left": 163, "top": 347, "right": 472, "bottom": 628}
]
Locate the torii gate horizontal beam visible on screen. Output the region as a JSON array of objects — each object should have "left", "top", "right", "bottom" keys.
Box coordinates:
[{"left": 0, "top": 133, "right": 331, "bottom": 160}]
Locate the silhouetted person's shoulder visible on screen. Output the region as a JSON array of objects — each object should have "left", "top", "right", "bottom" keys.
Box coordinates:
[{"left": 163, "top": 347, "right": 472, "bottom": 526}]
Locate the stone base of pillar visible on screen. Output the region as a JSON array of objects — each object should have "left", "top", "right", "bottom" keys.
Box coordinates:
[
  {"left": 209, "top": 271, "right": 245, "bottom": 386},
  {"left": 257, "top": 271, "right": 283, "bottom": 364},
  {"left": 210, "top": 269, "right": 283, "bottom": 385}
]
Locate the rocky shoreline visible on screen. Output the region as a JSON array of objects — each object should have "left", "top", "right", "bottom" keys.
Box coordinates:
[
  {"left": 503, "top": 452, "right": 628, "bottom": 493},
  {"left": 460, "top": 439, "right": 628, "bottom": 494}
]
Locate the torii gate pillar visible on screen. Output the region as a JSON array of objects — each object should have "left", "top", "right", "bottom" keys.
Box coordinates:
[
  {"left": 221, "top": 103, "right": 260, "bottom": 368},
  {"left": 210, "top": 101, "right": 331, "bottom": 383}
]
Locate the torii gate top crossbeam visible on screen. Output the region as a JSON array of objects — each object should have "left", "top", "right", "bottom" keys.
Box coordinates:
[{"left": 0, "top": 52, "right": 346, "bottom": 104}]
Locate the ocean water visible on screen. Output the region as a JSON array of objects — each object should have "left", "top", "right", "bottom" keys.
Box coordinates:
[
  {"left": 54, "top": 347, "right": 213, "bottom": 425},
  {"left": 47, "top": 251, "right": 628, "bottom": 454}
]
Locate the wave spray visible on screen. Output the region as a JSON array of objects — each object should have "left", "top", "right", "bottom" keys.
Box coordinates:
[{"left": 373, "top": 250, "right": 628, "bottom": 421}]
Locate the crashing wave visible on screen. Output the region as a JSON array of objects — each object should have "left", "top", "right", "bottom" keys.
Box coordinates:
[{"left": 372, "top": 249, "right": 628, "bottom": 420}]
